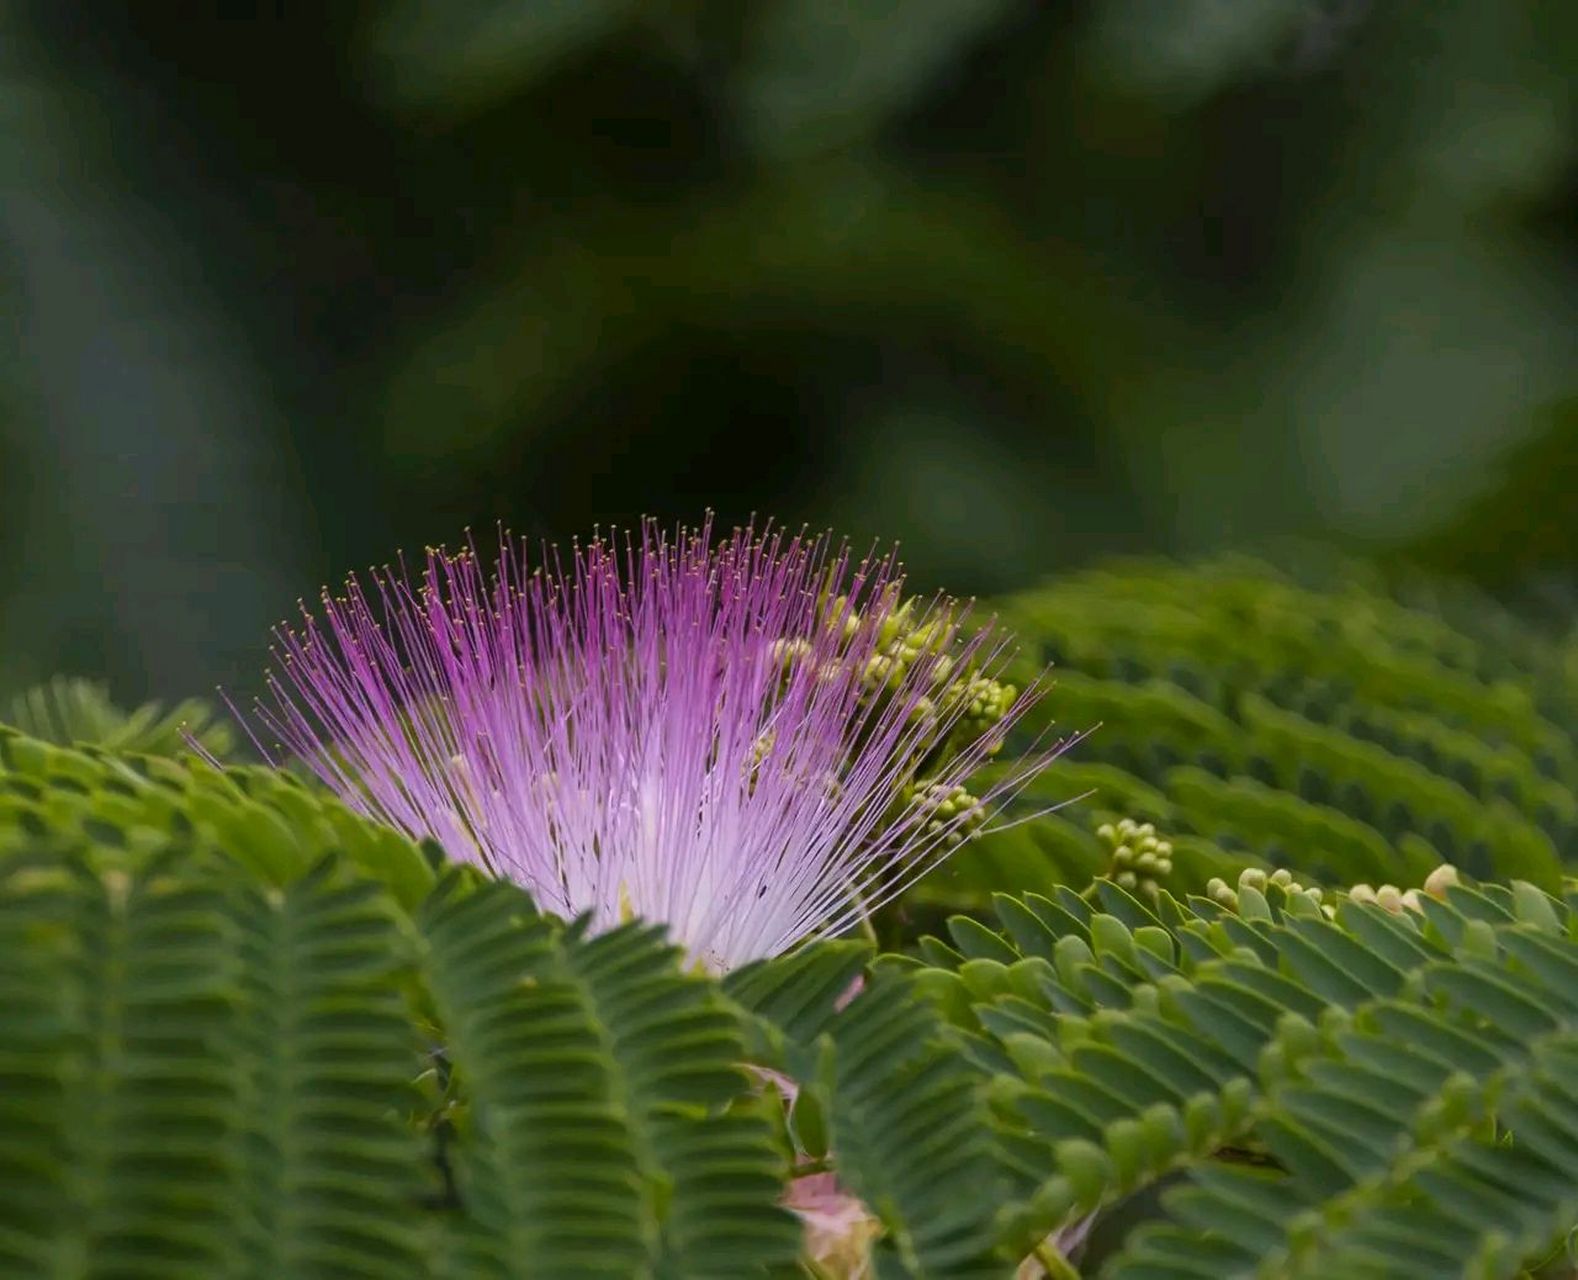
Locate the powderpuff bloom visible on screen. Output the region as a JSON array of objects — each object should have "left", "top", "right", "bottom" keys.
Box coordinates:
[{"left": 238, "top": 520, "right": 1062, "bottom": 970}]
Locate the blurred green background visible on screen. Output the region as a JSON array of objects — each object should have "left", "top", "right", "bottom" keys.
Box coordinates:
[{"left": 1, "top": 0, "right": 1573, "bottom": 705}]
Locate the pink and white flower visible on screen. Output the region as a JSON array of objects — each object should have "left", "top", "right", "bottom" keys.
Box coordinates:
[{"left": 238, "top": 519, "right": 1060, "bottom": 969}]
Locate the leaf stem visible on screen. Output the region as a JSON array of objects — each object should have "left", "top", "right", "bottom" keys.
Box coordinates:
[{"left": 1034, "top": 1240, "right": 1082, "bottom": 1280}]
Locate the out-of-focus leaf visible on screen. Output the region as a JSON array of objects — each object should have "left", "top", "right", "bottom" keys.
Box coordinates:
[
  {"left": 1287, "top": 225, "right": 1575, "bottom": 542},
  {"left": 1086, "top": 0, "right": 1317, "bottom": 103},
  {"left": 0, "top": 36, "right": 310, "bottom": 699},
  {"left": 1408, "top": 399, "right": 1578, "bottom": 588},
  {"left": 359, "top": 0, "right": 635, "bottom": 118},
  {"left": 813, "top": 402, "right": 1128, "bottom": 590},
  {"left": 376, "top": 163, "right": 1154, "bottom": 465},
  {"left": 739, "top": 0, "right": 1022, "bottom": 156},
  {"left": 1383, "top": 0, "right": 1572, "bottom": 205},
  {"left": 1, "top": 0, "right": 1574, "bottom": 692},
  {"left": 2, "top": 676, "right": 235, "bottom": 759}
]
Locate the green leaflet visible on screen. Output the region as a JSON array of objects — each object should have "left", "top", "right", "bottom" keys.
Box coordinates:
[
  {"left": 730, "top": 946, "right": 1011, "bottom": 1277},
  {"left": 0, "top": 728, "right": 1046, "bottom": 1277},
  {"left": 420, "top": 878, "right": 800, "bottom": 1277},
  {"left": 7, "top": 537, "right": 1578, "bottom": 1280},
  {"left": 2, "top": 676, "right": 234, "bottom": 760},
  {"left": 905, "top": 878, "right": 1578, "bottom": 1279},
  {"left": 0, "top": 845, "right": 428, "bottom": 1279},
  {"left": 941, "top": 557, "right": 1577, "bottom": 912},
  {"left": 0, "top": 724, "right": 436, "bottom": 910},
  {"left": 0, "top": 733, "right": 803, "bottom": 1279}
]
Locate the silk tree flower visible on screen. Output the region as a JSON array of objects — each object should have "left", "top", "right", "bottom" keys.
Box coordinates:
[
  {"left": 782, "top": 1174, "right": 883, "bottom": 1278},
  {"left": 236, "top": 520, "right": 1063, "bottom": 971}
]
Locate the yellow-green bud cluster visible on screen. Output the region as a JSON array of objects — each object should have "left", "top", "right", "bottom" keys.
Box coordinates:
[
  {"left": 1098, "top": 818, "right": 1173, "bottom": 899},
  {"left": 859, "top": 610, "right": 953, "bottom": 694},
  {"left": 938, "top": 674, "right": 1017, "bottom": 754},
  {"left": 822, "top": 591, "right": 1018, "bottom": 768},
  {"left": 911, "top": 780, "right": 986, "bottom": 851},
  {"left": 769, "top": 638, "right": 812, "bottom": 670},
  {"left": 778, "top": 588, "right": 1022, "bottom": 853},
  {"left": 1347, "top": 863, "right": 1460, "bottom": 915},
  {"left": 1204, "top": 866, "right": 1334, "bottom": 918},
  {"left": 1202, "top": 862, "right": 1463, "bottom": 919},
  {"left": 873, "top": 605, "right": 1015, "bottom": 744},
  {"left": 744, "top": 730, "right": 776, "bottom": 789},
  {"left": 870, "top": 596, "right": 942, "bottom": 652}
]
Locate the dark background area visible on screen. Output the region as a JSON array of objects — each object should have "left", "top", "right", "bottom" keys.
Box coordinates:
[{"left": 2, "top": 0, "right": 1573, "bottom": 705}]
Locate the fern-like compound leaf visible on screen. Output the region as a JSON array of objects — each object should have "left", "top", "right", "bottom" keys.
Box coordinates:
[
  {"left": 0, "top": 845, "right": 428, "bottom": 1278},
  {"left": 3, "top": 675, "right": 234, "bottom": 759},
  {"left": 905, "top": 873, "right": 1578, "bottom": 1279},
  {"left": 940, "top": 558, "right": 1578, "bottom": 913}
]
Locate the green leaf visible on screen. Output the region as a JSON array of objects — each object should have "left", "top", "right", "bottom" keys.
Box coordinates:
[
  {"left": 3, "top": 676, "right": 233, "bottom": 759},
  {"left": 359, "top": 0, "right": 635, "bottom": 119},
  {"left": 740, "top": 0, "right": 1020, "bottom": 156}
]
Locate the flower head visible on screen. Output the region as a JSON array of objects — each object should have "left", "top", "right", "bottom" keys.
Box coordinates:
[
  {"left": 241, "top": 519, "right": 1060, "bottom": 969},
  {"left": 783, "top": 1173, "right": 882, "bottom": 1277}
]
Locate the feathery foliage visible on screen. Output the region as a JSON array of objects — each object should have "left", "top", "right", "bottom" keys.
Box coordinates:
[
  {"left": 0, "top": 838, "right": 427, "bottom": 1277},
  {"left": 729, "top": 945, "right": 1009, "bottom": 1277},
  {"left": 0, "top": 722, "right": 434, "bottom": 907},
  {"left": 899, "top": 867, "right": 1578, "bottom": 1278},
  {"left": 922, "top": 557, "right": 1578, "bottom": 919},
  {"left": 0, "top": 730, "right": 806, "bottom": 1277},
  {"left": 3, "top": 675, "right": 235, "bottom": 759},
  {"left": 4, "top": 555, "right": 1578, "bottom": 1277}
]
